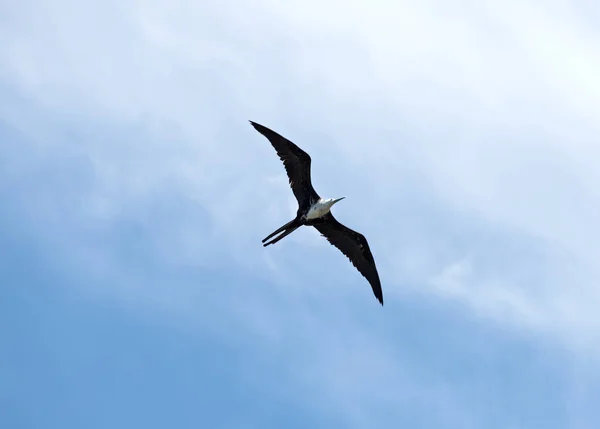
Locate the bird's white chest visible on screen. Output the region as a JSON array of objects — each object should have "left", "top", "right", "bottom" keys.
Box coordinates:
[{"left": 306, "top": 201, "right": 331, "bottom": 220}]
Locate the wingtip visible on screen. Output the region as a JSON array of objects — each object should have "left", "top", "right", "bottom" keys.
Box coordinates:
[{"left": 249, "top": 120, "right": 263, "bottom": 132}]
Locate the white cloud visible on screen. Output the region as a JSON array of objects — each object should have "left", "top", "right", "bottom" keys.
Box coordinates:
[
  {"left": 2, "top": 0, "right": 600, "bottom": 363},
  {"left": 5, "top": 2, "right": 600, "bottom": 427}
]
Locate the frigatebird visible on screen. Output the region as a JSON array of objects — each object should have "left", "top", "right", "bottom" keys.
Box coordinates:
[{"left": 250, "top": 121, "right": 383, "bottom": 305}]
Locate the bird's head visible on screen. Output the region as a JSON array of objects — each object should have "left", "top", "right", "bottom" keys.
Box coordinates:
[{"left": 329, "top": 197, "right": 346, "bottom": 206}]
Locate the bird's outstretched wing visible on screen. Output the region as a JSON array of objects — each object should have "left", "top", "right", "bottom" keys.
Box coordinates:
[
  {"left": 250, "top": 121, "right": 320, "bottom": 209},
  {"left": 312, "top": 212, "right": 383, "bottom": 305}
]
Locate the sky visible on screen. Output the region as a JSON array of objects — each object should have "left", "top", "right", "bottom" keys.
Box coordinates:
[{"left": 2, "top": 0, "right": 600, "bottom": 428}]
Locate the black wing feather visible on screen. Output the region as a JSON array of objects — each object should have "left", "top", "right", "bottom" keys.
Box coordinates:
[
  {"left": 250, "top": 121, "right": 320, "bottom": 209},
  {"left": 312, "top": 213, "right": 383, "bottom": 305}
]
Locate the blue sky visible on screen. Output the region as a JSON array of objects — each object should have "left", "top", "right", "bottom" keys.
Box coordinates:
[{"left": 2, "top": 0, "right": 600, "bottom": 428}]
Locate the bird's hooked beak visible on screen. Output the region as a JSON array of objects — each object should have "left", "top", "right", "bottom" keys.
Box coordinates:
[{"left": 332, "top": 197, "right": 346, "bottom": 204}]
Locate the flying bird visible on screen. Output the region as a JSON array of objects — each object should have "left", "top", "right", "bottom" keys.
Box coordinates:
[{"left": 250, "top": 120, "right": 383, "bottom": 305}]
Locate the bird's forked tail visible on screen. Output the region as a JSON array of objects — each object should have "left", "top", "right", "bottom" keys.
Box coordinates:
[{"left": 262, "top": 218, "right": 301, "bottom": 247}]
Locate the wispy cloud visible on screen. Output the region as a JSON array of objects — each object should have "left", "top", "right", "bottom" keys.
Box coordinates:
[{"left": 2, "top": 0, "right": 600, "bottom": 427}]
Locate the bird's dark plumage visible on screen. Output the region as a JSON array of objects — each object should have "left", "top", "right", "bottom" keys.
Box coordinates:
[
  {"left": 250, "top": 120, "right": 383, "bottom": 305},
  {"left": 249, "top": 121, "right": 320, "bottom": 210},
  {"left": 312, "top": 213, "right": 383, "bottom": 305}
]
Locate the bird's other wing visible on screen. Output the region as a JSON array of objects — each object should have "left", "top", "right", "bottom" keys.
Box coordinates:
[
  {"left": 312, "top": 213, "right": 383, "bottom": 305},
  {"left": 249, "top": 121, "right": 320, "bottom": 209}
]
